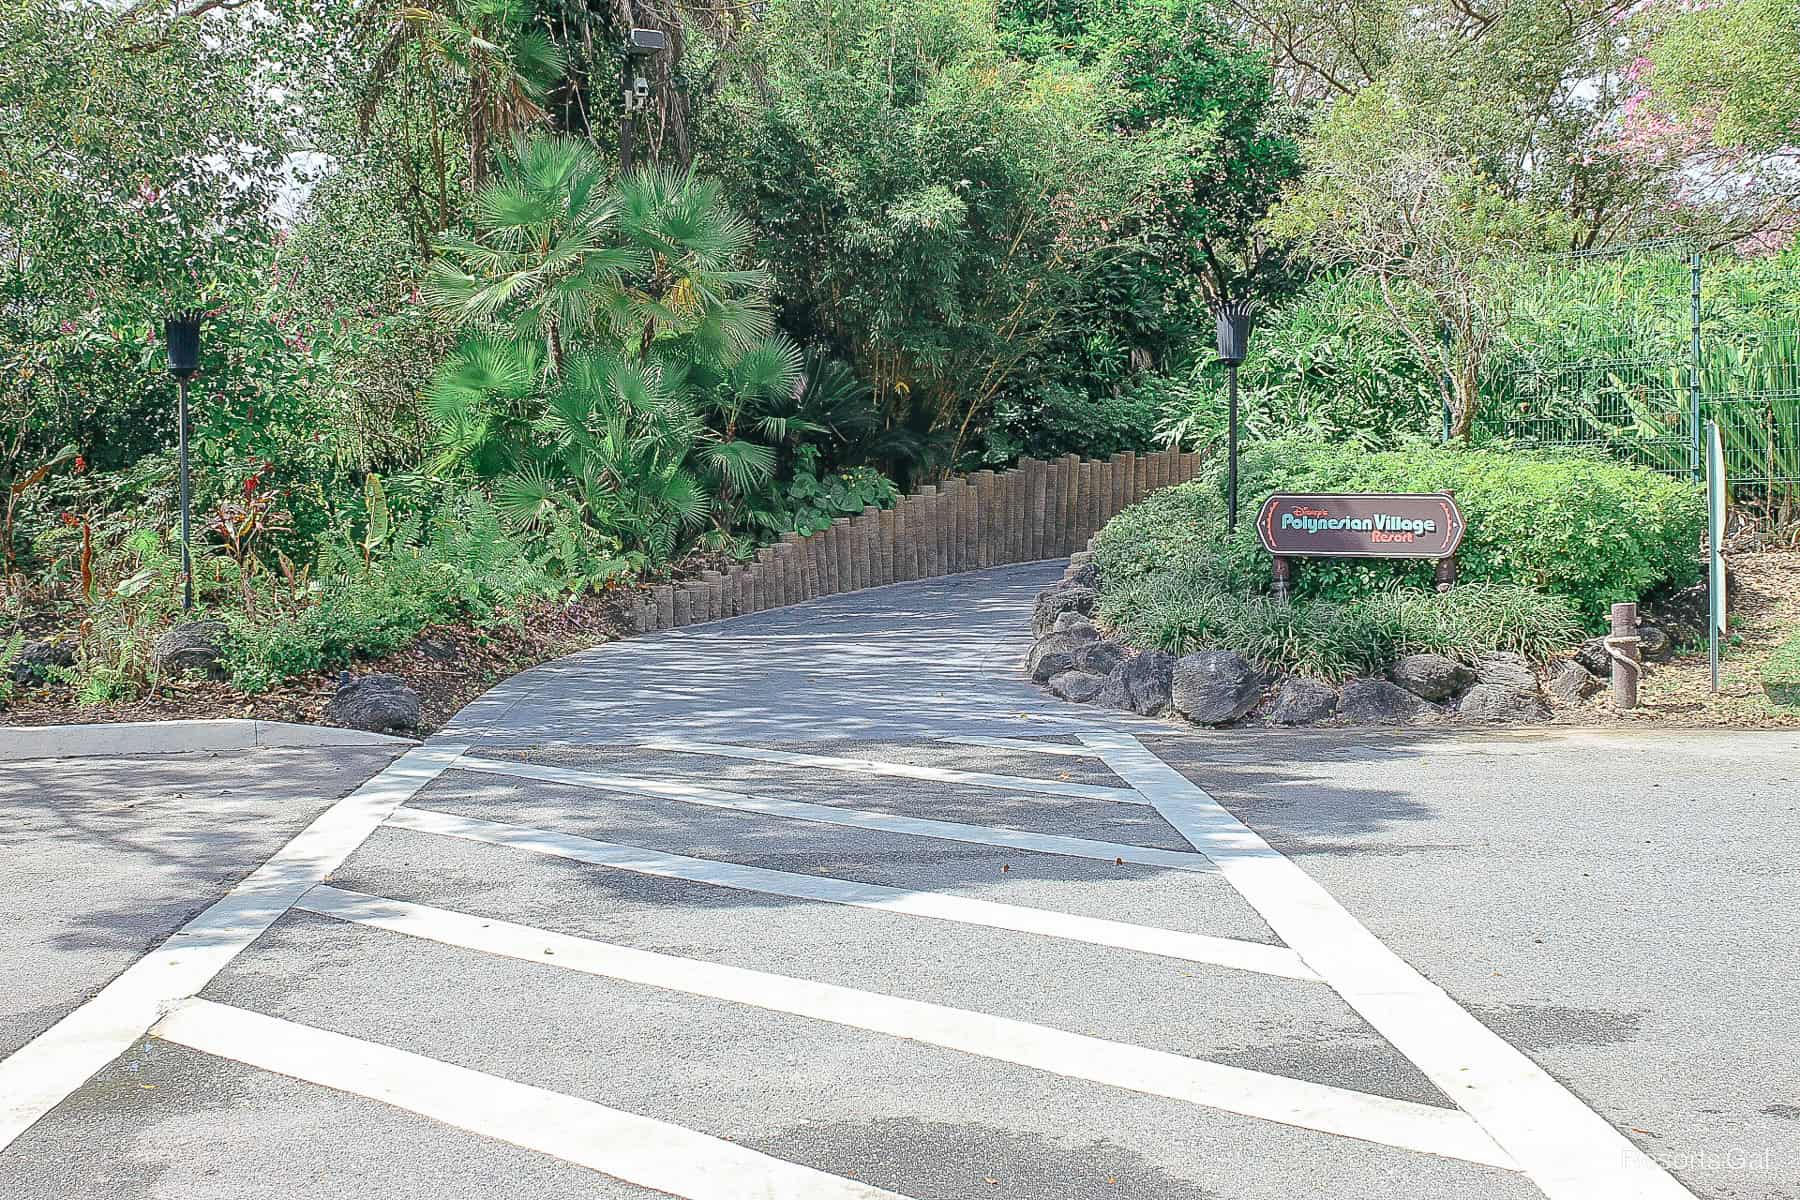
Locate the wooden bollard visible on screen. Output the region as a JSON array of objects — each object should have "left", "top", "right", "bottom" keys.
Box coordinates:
[{"left": 1609, "top": 601, "right": 1642, "bottom": 710}]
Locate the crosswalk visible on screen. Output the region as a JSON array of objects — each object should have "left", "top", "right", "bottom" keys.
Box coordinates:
[{"left": 0, "top": 732, "right": 1697, "bottom": 1199}]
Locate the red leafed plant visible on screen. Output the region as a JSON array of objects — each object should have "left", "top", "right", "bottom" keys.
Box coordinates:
[{"left": 207, "top": 474, "right": 293, "bottom": 614}]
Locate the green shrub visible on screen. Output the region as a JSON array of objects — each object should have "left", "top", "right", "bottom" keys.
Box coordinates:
[
  {"left": 1091, "top": 436, "right": 1705, "bottom": 629},
  {"left": 981, "top": 382, "right": 1162, "bottom": 467},
  {"left": 1764, "top": 629, "right": 1800, "bottom": 708}
]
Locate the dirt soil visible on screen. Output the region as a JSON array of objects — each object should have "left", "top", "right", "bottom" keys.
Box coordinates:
[{"left": 1554, "top": 550, "right": 1800, "bottom": 729}]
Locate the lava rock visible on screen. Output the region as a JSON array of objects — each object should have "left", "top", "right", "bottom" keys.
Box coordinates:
[
  {"left": 1574, "top": 637, "right": 1612, "bottom": 677},
  {"left": 1073, "top": 639, "right": 1127, "bottom": 677},
  {"left": 1644, "top": 573, "right": 1737, "bottom": 644},
  {"left": 1458, "top": 683, "right": 1550, "bottom": 723},
  {"left": 1338, "top": 678, "right": 1440, "bottom": 724},
  {"left": 1390, "top": 653, "right": 1475, "bottom": 702},
  {"left": 1061, "top": 560, "right": 1100, "bottom": 589},
  {"left": 1052, "top": 611, "right": 1095, "bottom": 636},
  {"left": 153, "top": 621, "right": 229, "bottom": 679},
  {"left": 1025, "top": 626, "right": 1098, "bottom": 683},
  {"left": 1031, "top": 586, "right": 1097, "bottom": 638},
  {"left": 1170, "top": 650, "right": 1263, "bottom": 725},
  {"left": 326, "top": 673, "right": 421, "bottom": 734},
  {"left": 1474, "top": 651, "right": 1538, "bottom": 692},
  {"left": 1047, "top": 670, "right": 1107, "bottom": 704},
  {"left": 1269, "top": 677, "right": 1339, "bottom": 726},
  {"left": 1098, "top": 650, "right": 1175, "bottom": 716},
  {"left": 1547, "top": 660, "right": 1604, "bottom": 704},
  {"left": 10, "top": 638, "right": 75, "bottom": 686},
  {"left": 1638, "top": 623, "right": 1674, "bottom": 663}
]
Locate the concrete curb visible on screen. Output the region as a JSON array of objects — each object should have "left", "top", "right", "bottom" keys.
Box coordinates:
[{"left": 0, "top": 719, "right": 415, "bottom": 761}]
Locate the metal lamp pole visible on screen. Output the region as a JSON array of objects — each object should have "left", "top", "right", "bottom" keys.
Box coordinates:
[
  {"left": 164, "top": 313, "right": 202, "bottom": 610},
  {"left": 1215, "top": 299, "right": 1254, "bottom": 530}
]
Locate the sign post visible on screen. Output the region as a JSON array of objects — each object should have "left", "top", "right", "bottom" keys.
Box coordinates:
[{"left": 1255, "top": 492, "right": 1467, "bottom": 599}]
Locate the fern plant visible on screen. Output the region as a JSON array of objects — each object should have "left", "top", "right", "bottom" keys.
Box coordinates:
[{"left": 0, "top": 629, "right": 21, "bottom": 704}]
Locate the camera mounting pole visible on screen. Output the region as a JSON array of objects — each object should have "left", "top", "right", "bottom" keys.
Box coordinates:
[{"left": 620, "top": 26, "right": 666, "bottom": 173}]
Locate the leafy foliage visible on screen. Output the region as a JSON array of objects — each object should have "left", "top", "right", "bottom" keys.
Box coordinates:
[
  {"left": 1091, "top": 437, "right": 1705, "bottom": 628},
  {"left": 1764, "top": 626, "right": 1800, "bottom": 702},
  {"left": 705, "top": 0, "right": 1209, "bottom": 470},
  {"left": 218, "top": 495, "right": 553, "bottom": 694},
  {"left": 1648, "top": 0, "right": 1800, "bottom": 154}
]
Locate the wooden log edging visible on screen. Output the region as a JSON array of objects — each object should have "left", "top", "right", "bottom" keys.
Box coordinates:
[{"left": 623, "top": 447, "right": 1201, "bottom": 635}]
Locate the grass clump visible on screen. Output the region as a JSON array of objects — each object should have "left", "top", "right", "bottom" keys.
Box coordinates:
[
  {"left": 1095, "top": 577, "right": 1582, "bottom": 683},
  {"left": 1763, "top": 629, "right": 1800, "bottom": 708}
]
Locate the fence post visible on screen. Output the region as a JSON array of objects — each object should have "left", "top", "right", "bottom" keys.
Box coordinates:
[
  {"left": 1018, "top": 459, "right": 1040, "bottom": 562},
  {"left": 878, "top": 506, "right": 896, "bottom": 586},
  {"left": 1609, "top": 602, "right": 1642, "bottom": 710},
  {"left": 848, "top": 511, "right": 867, "bottom": 592},
  {"left": 1689, "top": 251, "right": 1703, "bottom": 484},
  {"left": 1015, "top": 467, "right": 1029, "bottom": 564}
]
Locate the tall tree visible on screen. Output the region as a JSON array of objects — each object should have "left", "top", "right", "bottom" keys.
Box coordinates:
[{"left": 1267, "top": 81, "right": 1572, "bottom": 438}]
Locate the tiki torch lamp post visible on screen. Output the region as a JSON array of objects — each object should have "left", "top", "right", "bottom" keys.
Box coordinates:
[
  {"left": 1215, "top": 298, "right": 1255, "bottom": 530},
  {"left": 164, "top": 313, "right": 201, "bottom": 610}
]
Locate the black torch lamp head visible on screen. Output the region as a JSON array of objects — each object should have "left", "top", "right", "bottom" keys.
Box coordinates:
[
  {"left": 1215, "top": 298, "right": 1255, "bottom": 367},
  {"left": 164, "top": 313, "right": 202, "bottom": 379}
]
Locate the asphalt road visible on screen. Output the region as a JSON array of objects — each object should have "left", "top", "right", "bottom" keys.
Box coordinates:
[{"left": 2, "top": 562, "right": 1795, "bottom": 1200}]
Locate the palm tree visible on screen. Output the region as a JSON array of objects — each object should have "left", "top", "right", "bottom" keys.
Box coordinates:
[
  {"left": 358, "top": 0, "right": 568, "bottom": 192},
  {"left": 423, "top": 133, "right": 799, "bottom": 562},
  {"left": 425, "top": 135, "right": 775, "bottom": 373}
]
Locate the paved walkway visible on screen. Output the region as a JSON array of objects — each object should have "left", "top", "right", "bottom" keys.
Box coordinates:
[{"left": 2, "top": 563, "right": 1796, "bottom": 1200}]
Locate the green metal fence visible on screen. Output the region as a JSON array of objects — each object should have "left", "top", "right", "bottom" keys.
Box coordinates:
[{"left": 1488, "top": 248, "right": 1800, "bottom": 521}]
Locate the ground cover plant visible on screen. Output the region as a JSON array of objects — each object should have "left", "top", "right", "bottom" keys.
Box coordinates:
[{"left": 1764, "top": 627, "right": 1800, "bottom": 709}]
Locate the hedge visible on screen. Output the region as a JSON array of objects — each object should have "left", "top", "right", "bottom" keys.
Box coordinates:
[{"left": 1091, "top": 437, "right": 1706, "bottom": 629}]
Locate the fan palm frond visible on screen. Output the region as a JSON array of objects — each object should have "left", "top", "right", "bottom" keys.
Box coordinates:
[
  {"left": 494, "top": 465, "right": 564, "bottom": 531},
  {"left": 731, "top": 334, "right": 806, "bottom": 403},
  {"left": 701, "top": 438, "right": 778, "bottom": 494}
]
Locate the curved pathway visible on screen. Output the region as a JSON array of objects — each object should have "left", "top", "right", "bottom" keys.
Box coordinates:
[
  {"left": 441, "top": 562, "right": 1117, "bottom": 747},
  {"left": 4, "top": 564, "right": 1796, "bottom": 1200}
]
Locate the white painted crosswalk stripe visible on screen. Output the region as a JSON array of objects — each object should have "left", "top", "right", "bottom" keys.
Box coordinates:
[
  {"left": 153, "top": 998, "right": 913, "bottom": 1200},
  {"left": 938, "top": 734, "right": 1112, "bottom": 759},
  {"left": 295, "top": 885, "right": 1517, "bottom": 1169},
  {"left": 1075, "top": 731, "right": 1697, "bottom": 1200},
  {"left": 450, "top": 754, "right": 1216, "bottom": 874},
  {"left": 641, "top": 738, "right": 1151, "bottom": 805},
  {"left": 0, "top": 744, "right": 465, "bottom": 1155},
  {"left": 387, "top": 805, "right": 1317, "bottom": 981}
]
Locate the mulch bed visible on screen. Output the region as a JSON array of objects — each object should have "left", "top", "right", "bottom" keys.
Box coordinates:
[
  {"left": 1554, "top": 548, "right": 1800, "bottom": 729},
  {"left": 1, "top": 589, "right": 637, "bottom": 736}
]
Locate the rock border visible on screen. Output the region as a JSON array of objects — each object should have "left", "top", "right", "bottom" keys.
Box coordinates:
[{"left": 1024, "top": 557, "right": 1587, "bottom": 729}]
